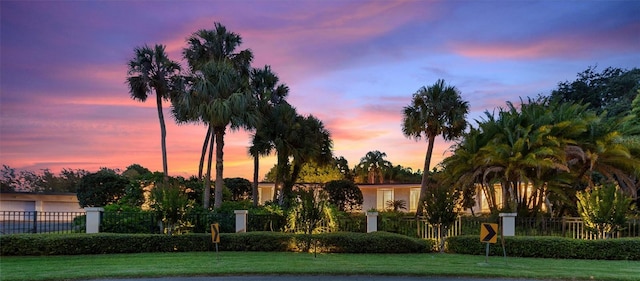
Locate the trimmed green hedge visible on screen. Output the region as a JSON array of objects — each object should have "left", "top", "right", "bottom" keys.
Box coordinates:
[
  {"left": 0, "top": 231, "right": 432, "bottom": 256},
  {"left": 446, "top": 235, "right": 640, "bottom": 260}
]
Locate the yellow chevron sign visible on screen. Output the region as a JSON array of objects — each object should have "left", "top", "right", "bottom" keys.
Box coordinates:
[
  {"left": 480, "top": 223, "right": 498, "bottom": 243},
  {"left": 211, "top": 223, "right": 220, "bottom": 243}
]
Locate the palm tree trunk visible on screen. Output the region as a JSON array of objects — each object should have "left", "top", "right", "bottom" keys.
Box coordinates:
[
  {"left": 213, "top": 127, "right": 225, "bottom": 209},
  {"left": 203, "top": 129, "right": 215, "bottom": 209},
  {"left": 199, "top": 125, "right": 212, "bottom": 179},
  {"left": 274, "top": 150, "right": 287, "bottom": 202},
  {"left": 156, "top": 94, "right": 169, "bottom": 183},
  {"left": 252, "top": 155, "right": 259, "bottom": 207},
  {"left": 416, "top": 135, "right": 436, "bottom": 216}
]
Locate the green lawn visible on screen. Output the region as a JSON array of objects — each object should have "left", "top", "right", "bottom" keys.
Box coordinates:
[{"left": 1, "top": 252, "right": 638, "bottom": 281}]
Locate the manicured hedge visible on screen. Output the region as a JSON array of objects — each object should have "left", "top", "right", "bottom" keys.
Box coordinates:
[
  {"left": 446, "top": 235, "right": 640, "bottom": 260},
  {"left": 0, "top": 231, "right": 432, "bottom": 256}
]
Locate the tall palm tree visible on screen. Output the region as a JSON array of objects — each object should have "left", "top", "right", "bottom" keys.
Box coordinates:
[
  {"left": 248, "top": 65, "right": 289, "bottom": 206},
  {"left": 267, "top": 105, "right": 333, "bottom": 207},
  {"left": 126, "top": 44, "right": 181, "bottom": 183},
  {"left": 402, "top": 79, "right": 469, "bottom": 215},
  {"left": 179, "top": 23, "right": 255, "bottom": 209},
  {"left": 281, "top": 115, "right": 333, "bottom": 206},
  {"left": 356, "top": 151, "right": 391, "bottom": 184}
]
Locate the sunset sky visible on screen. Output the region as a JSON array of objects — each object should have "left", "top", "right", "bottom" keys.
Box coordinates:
[{"left": 1, "top": 1, "right": 639, "bottom": 180}]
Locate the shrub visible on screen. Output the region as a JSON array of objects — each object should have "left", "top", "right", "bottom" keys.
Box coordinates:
[
  {"left": 0, "top": 231, "right": 432, "bottom": 256},
  {"left": 76, "top": 169, "right": 129, "bottom": 207},
  {"left": 310, "top": 231, "right": 432, "bottom": 253},
  {"left": 446, "top": 235, "right": 640, "bottom": 260}
]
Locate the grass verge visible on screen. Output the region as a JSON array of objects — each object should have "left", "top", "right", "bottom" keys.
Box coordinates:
[{"left": 1, "top": 252, "right": 639, "bottom": 281}]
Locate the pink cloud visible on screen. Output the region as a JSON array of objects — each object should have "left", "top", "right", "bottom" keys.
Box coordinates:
[{"left": 451, "top": 21, "right": 640, "bottom": 60}]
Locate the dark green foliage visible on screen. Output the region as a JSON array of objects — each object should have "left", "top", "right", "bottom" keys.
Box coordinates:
[
  {"left": 101, "top": 205, "right": 158, "bottom": 234},
  {"left": 446, "top": 235, "right": 640, "bottom": 260},
  {"left": 0, "top": 233, "right": 211, "bottom": 255},
  {"left": 224, "top": 177, "right": 252, "bottom": 201},
  {"left": 550, "top": 66, "right": 640, "bottom": 118},
  {"left": 150, "top": 181, "right": 192, "bottom": 235},
  {"left": 220, "top": 232, "right": 294, "bottom": 251},
  {"left": 0, "top": 165, "right": 88, "bottom": 193},
  {"left": 324, "top": 180, "right": 363, "bottom": 212},
  {"left": 310, "top": 232, "right": 432, "bottom": 253},
  {"left": 0, "top": 231, "right": 431, "bottom": 256},
  {"left": 577, "top": 183, "right": 633, "bottom": 239},
  {"left": 76, "top": 169, "right": 129, "bottom": 207}
]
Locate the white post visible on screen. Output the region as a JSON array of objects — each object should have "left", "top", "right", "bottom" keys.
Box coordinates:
[
  {"left": 234, "top": 210, "right": 248, "bottom": 233},
  {"left": 366, "top": 211, "right": 378, "bottom": 233},
  {"left": 85, "top": 207, "right": 103, "bottom": 234},
  {"left": 499, "top": 212, "right": 517, "bottom": 236}
]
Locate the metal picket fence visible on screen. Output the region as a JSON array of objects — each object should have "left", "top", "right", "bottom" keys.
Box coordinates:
[
  {"left": 1, "top": 210, "right": 638, "bottom": 240},
  {"left": 0, "top": 211, "right": 85, "bottom": 234}
]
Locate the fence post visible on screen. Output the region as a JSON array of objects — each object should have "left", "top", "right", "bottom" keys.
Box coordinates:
[
  {"left": 499, "top": 213, "right": 517, "bottom": 236},
  {"left": 366, "top": 211, "right": 378, "bottom": 233},
  {"left": 234, "top": 210, "right": 248, "bottom": 233},
  {"left": 32, "top": 211, "right": 38, "bottom": 233},
  {"left": 85, "top": 207, "right": 103, "bottom": 233}
]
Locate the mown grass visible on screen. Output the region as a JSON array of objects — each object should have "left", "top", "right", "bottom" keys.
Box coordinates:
[{"left": 1, "top": 251, "right": 639, "bottom": 281}]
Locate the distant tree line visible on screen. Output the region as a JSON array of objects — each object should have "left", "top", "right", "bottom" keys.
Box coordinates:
[{"left": 0, "top": 165, "right": 88, "bottom": 193}]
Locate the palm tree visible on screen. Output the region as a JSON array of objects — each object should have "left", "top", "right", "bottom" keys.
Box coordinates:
[
  {"left": 402, "top": 79, "right": 469, "bottom": 215},
  {"left": 126, "top": 44, "right": 181, "bottom": 183},
  {"left": 356, "top": 151, "right": 391, "bottom": 184},
  {"left": 269, "top": 107, "right": 333, "bottom": 207},
  {"left": 248, "top": 65, "right": 289, "bottom": 206},
  {"left": 179, "top": 23, "right": 255, "bottom": 209}
]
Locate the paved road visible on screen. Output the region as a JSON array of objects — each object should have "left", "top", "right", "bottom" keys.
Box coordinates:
[{"left": 86, "top": 275, "right": 547, "bottom": 281}]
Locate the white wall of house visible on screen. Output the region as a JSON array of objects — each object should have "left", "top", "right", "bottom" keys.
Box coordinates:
[{"left": 0, "top": 193, "right": 83, "bottom": 212}]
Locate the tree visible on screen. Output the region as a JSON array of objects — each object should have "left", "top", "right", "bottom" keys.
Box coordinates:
[
  {"left": 355, "top": 151, "right": 391, "bottom": 184},
  {"left": 224, "top": 177, "right": 252, "bottom": 201},
  {"left": 126, "top": 44, "right": 181, "bottom": 183},
  {"left": 334, "top": 156, "right": 354, "bottom": 181},
  {"left": 323, "top": 179, "right": 363, "bottom": 212},
  {"left": 265, "top": 162, "right": 343, "bottom": 184},
  {"left": 122, "top": 164, "right": 152, "bottom": 179},
  {"left": 178, "top": 22, "right": 256, "bottom": 209},
  {"left": 423, "top": 174, "right": 462, "bottom": 253},
  {"left": 76, "top": 169, "right": 129, "bottom": 208},
  {"left": 0, "top": 165, "right": 88, "bottom": 193},
  {"left": 385, "top": 165, "right": 422, "bottom": 183},
  {"left": 150, "top": 178, "right": 193, "bottom": 235},
  {"left": 402, "top": 79, "right": 469, "bottom": 215},
  {"left": 550, "top": 66, "right": 640, "bottom": 118},
  {"left": 248, "top": 65, "right": 289, "bottom": 206},
  {"left": 276, "top": 114, "right": 334, "bottom": 207},
  {"left": 577, "top": 183, "right": 633, "bottom": 239},
  {"left": 286, "top": 185, "right": 336, "bottom": 254}
]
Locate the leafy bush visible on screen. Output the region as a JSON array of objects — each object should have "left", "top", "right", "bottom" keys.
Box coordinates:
[
  {"left": 577, "top": 183, "right": 633, "bottom": 239},
  {"left": 0, "top": 231, "right": 431, "bottom": 256},
  {"left": 309, "top": 231, "right": 432, "bottom": 253},
  {"left": 446, "top": 235, "right": 640, "bottom": 260},
  {"left": 76, "top": 169, "right": 129, "bottom": 207}
]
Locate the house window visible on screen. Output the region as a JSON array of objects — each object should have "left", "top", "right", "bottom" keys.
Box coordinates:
[
  {"left": 376, "top": 189, "right": 393, "bottom": 210},
  {"left": 409, "top": 188, "right": 421, "bottom": 212}
]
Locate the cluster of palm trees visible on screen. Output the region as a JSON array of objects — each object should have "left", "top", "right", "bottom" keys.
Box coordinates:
[
  {"left": 353, "top": 150, "right": 421, "bottom": 184},
  {"left": 441, "top": 96, "right": 640, "bottom": 216},
  {"left": 126, "top": 22, "right": 332, "bottom": 209}
]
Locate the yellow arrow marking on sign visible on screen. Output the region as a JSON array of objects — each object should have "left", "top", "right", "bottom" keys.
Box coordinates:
[{"left": 211, "top": 223, "right": 220, "bottom": 243}]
